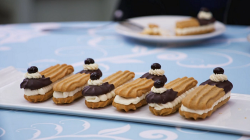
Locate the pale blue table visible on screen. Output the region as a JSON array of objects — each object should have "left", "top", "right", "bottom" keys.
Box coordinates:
[{"left": 0, "top": 22, "right": 250, "bottom": 140}]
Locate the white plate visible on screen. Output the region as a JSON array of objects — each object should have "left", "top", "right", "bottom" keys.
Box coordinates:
[
  {"left": 0, "top": 79, "right": 249, "bottom": 136},
  {"left": 116, "top": 16, "right": 226, "bottom": 43}
]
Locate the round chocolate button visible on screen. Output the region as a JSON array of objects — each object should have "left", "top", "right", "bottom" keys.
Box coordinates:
[
  {"left": 151, "top": 63, "right": 161, "bottom": 70},
  {"left": 27, "top": 66, "right": 38, "bottom": 74},
  {"left": 90, "top": 72, "right": 100, "bottom": 80},
  {"left": 85, "top": 58, "right": 95, "bottom": 64},
  {"left": 213, "top": 67, "right": 224, "bottom": 74}
]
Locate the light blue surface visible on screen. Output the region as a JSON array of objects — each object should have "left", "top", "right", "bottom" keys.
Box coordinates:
[{"left": 0, "top": 22, "right": 250, "bottom": 140}]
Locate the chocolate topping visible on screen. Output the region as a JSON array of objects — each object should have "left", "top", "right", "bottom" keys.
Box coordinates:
[
  {"left": 151, "top": 63, "right": 161, "bottom": 70},
  {"left": 27, "top": 66, "right": 38, "bottom": 74},
  {"left": 140, "top": 72, "right": 167, "bottom": 83},
  {"left": 154, "top": 80, "right": 164, "bottom": 88},
  {"left": 213, "top": 67, "right": 224, "bottom": 74},
  {"left": 197, "top": 18, "right": 216, "bottom": 25},
  {"left": 146, "top": 89, "right": 178, "bottom": 104},
  {"left": 20, "top": 75, "right": 52, "bottom": 90},
  {"left": 77, "top": 69, "right": 103, "bottom": 77},
  {"left": 85, "top": 58, "right": 95, "bottom": 64},
  {"left": 200, "top": 79, "right": 233, "bottom": 93},
  {"left": 90, "top": 72, "right": 100, "bottom": 80},
  {"left": 82, "top": 82, "right": 115, "bottom": 96}
]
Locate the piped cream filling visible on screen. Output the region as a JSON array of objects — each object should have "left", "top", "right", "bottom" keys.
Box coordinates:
[
  {"left": 176, "top": 24, "right": 214, "bottom": 35},
  {"left": 148, "top": 87, "right": 196, "bottom": 110},
  {"left": 180, "top": 91, "right": 231, "bottom": 115},
  {"left": 114, "top": 91, "right": 150, "bottom": 105},
  {"left": 53, "top": 84, "right": 87, "bottom": 99},
  {"left": 85, "top": 90, "right": 115, "bottom": 102},
  {"left": 24, "top": 73, "right": 73, "bottom": 96},
  {"left": 85, "top": 79, "right": 134, "bottom": 103}
]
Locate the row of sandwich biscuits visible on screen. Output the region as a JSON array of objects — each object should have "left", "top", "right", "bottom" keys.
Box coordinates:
[{"left": 20, "top": 59, "right": 233, "bottom": 120}]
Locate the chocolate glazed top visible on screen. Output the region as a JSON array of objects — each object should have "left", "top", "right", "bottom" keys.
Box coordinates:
[
  {"left": 140, "top": 72, "right": 167, "bottom": 83},
  {"left": 200, "top": 79, "right": 233, "bottom": 93},
  {"left": 146, "top": 89, "right": 178, "bottom": 104},
  {"left": 82, "top": 82, "right": 115, "bottom": 96},
  {"left": 20, "top": 75, "right": 52, "bottom": 90},
  {"left": 197, "top": 18, "right": 216, "bottom": 26},
  {"left": 77, "top": 69, "right": 102, "bottom": 77}
]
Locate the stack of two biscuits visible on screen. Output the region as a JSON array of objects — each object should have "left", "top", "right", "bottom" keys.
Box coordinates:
[
  {"left": 21, "top": 64, "right": 74, "bottom": 103},
  {"left": 82, "top": 70, "right": 135, "bottom": 108},
  {"left": 179, "top": 67, "right": 233, "bottom": 120},
  {"left": 52, "top": 58, "right": 103, "bottom": 104},
  {"left": 113, "top": 63, "right": 167, "bottom": 112}
]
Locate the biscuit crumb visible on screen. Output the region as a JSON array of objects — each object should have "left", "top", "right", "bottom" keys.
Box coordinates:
[
  {"left": 238, "top": 108, "right": 242, "bottom": 111},
  {"left": 219, "top": 113, "right": 222, "bottom": 114},
  {"left": 245, "top": 117, "right": 247, "bottom": 119}
]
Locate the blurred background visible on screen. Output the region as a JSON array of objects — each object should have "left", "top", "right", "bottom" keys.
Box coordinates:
[
  {"left": 0, "top": 0, "right": 249, "bottom": 25},
  {"left": 0, "top": 0, "right": 118, "bottom": 24}
]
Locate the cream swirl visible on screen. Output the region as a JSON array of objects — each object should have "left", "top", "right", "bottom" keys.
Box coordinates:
[
  {"left": 149, "top": 69, "right": 164, "bottom": 76},
  {"left": 209, "top": 74, "right": 227, "bottom": 82},
  {"left": 151, "top": 86, "right": 167, "bottom": 94},
  {"left": 198, "top": 11, "right": 212, "bottom": 20},
  {"left": 25, "top": 72, "right": 42, "bottom": 79},
  {"left": 83, "top": 63, "right": 98, "bottom": 70},
  {"left": 88, "top": 79, "right": 102, "bottom": 86}
]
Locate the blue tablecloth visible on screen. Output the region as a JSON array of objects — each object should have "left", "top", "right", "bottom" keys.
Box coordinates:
[{"left": 0, "top": 22, "right": 249, "bottom": 140}]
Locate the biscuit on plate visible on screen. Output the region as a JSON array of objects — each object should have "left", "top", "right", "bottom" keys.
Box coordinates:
[
  {"left": 179, "top": 67, "right": 233, "bottom": 120},
  {"left": 20, "top": 64, "right": 74, "bottom": 102},
  {"left": 146, "top": 77, "right": 197, "bottom": 116},
  {"left": 83, "top": 70, "right": 135, "bottom": 108},
  {"left": 52, "top": 58, "right": 102, "bottom": 104},
  {"left": 113, "top": 63, "right": 167, "bottom": 112},
  {"left": 175, "top": 8, "right": 216, "bottom": 36}
]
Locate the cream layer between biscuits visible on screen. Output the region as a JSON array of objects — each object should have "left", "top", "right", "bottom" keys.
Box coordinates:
[
  {"left": 114, "top": 91, "right": 150, "bottom": 105},
  {"left": 85, "top": 90, "right": 115, "bottom": 102},
  {"left": 85, "top": 79, "right": 133, "bottom": 103},
  {"left": 180, "top": 91, "right": 231, "bottom": 115},
  {"left": 53, "top": 84, "right": 87, "bottom": 98},
  {"left": 24, "top": 73, "right": 73, "bottom": 96},
  {"left": 148, "top": 87, "right": 196, "bottom": 110},
  {"left": 175, "top": 24, "right": 214, "bottom": 35}
]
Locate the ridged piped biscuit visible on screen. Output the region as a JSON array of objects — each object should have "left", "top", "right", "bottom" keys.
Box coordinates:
[
  {"left": 165, "top": 77, "right": 198, "bottom": 96},
  {"left": 40, "top": 64, "right": 74, "bottom": 82},
  {"left": 53, "top": 90, "right": 83, "bottom": 104},
  {"left": 115, "top": 78, "right": 154, "bottom": 98},
  {"left": 182, "top": 84, "right": 225, "bottom": 110},
  {"left": 176, "top": 18, "right": 199, "bottom": 29},
  {"left": 179, "top": 97, "right": 230, "bottom": 120},
  {"left": 103, "top": 70, "right": 135, "bottom": 88},
  {"left": 85, "top": 97, "right": 114, "bottom": 108},
  {"left": 53, "top": 73, "right": 90, "bottom": 92},
  {"left": 149, "top": 102, "right": 182, "bottom": 116},
  {"left": 24, "top": 90, "right": 53, "bottom": 103},
  {"left": 112, "top": 99, "right": 147, "bottom": 112}
]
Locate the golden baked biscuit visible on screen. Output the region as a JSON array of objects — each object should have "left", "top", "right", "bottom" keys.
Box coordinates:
[
  {"left": 22, "top": 64, "right": 74, "bottom": 103},
  {"left": 103, "top": 70, "right": 135, "bottom": 88},
  {"left": 84, "top": 70, "right": 135, "bottom": 108},
  {"left": 40, "top": 64, "right": 74, "bottom": 82},
  {"left": 112, "top": 99, "right": 147, "bottom": 112},
  {"left": 176, "top": 18, "right": 199, "bottom": 29},
  {"left": 52, "top": 73, "right": 90, "bottom": 104},
  {"left": 179, "top": 67, "right": 233, "bottom": 119},
  {"left": 147, "top": 77, "right": 197, "bottom": 116},
  {"left": 165, "top": 77, "right": 198, "bottom": 96},
  {"left": 115, "top": 78, "right": 154, "bottom": 98},
  {"left": 53, "top": 73, "right": 89, "bottom": 92}
]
